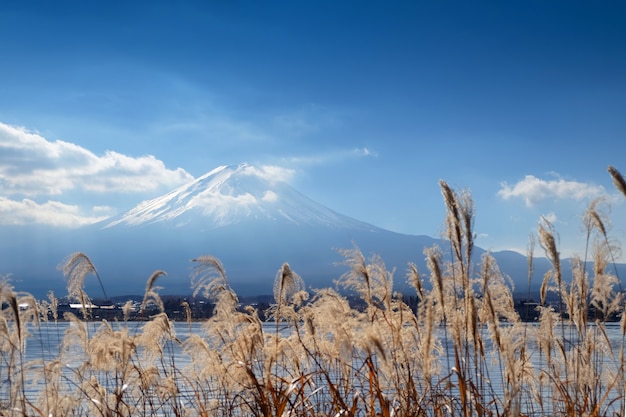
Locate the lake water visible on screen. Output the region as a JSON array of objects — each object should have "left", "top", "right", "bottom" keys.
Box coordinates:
[{"left": 6, "top": 320, "right": 626, "bottom": 416}]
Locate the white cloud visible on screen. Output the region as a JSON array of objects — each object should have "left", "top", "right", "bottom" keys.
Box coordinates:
[
  {"left": 0, "top": 197, "right": 110, "bottom": 227},
  {"left": 195, "top": 191, "right": 258, "bottom": 224},
  {"left": 241, "top": 164, "right": 296, "bottom": 183},
  {"left": 498, "top": 175, "right": 605, "bottom": 207},
  {"left": 0, "top": 122, "right": 193, "bottom": 197},
  {"left": 196, "top": 192, "right": 257, "bottom": 209},
  {"left": 354, "top": 147, "right": 378, "bottom": 158},
  {"left": 283, "top": 147, "right": 379, "bottom": 167},
  {"left": 262, "top": 190, "right": 278, "bottom": 202}
]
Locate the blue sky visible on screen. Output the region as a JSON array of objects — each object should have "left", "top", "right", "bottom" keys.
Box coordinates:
[{"left": 1, "top": 1, "right": 626, "bottom": 260}]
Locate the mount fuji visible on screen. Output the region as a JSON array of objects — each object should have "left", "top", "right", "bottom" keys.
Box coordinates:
[
  {"left": 105, "top": 163, "right": 380, "bottom": 232},
  {"left": 83, "top": 163, "right": 442, "bottom": 297},
  {"left": 0, "top": 163, "right": 566, "bottom": 299}
]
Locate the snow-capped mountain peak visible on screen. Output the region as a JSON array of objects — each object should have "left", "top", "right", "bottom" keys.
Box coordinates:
[{"left": 105, "top": 163, "right": 375, "bottom": 230}]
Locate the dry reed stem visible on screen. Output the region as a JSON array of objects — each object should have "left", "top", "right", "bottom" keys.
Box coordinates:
[
  {"left": 140, "top": 270, "right": 167, "bottom": 315},
  {"left": 59, "top": 252, "right": 108, "bottom": 301},
  {"left": 2, "top": 175, "right": 626, "bottom": 416}
]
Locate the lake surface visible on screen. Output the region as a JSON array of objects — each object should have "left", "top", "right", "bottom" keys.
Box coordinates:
[{"left": 7, "top": 320, "right": 626, "bottom": 416}]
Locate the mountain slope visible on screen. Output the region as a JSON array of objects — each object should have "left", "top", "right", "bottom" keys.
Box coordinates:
[
  {"left": 88, "top": 163, "right": 438, "bottom": 295},
  {"left": 104, "top": 163, "right": 378, "bottom": 231}
]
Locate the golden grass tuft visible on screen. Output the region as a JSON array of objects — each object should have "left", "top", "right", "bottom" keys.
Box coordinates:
[
  {"left": 2, "top": 169, "right": 626, "bottom": 416},
  {"left": 608, "top": 165, "right": 626, "bottom": 198}
]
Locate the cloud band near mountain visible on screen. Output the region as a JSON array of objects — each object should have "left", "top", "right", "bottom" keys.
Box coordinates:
[
  {"left": 0, "top": 122, "right": 194, "bottom": 227},
  {"left": 0, "top": 122, "right": 193, "bottom": 197}
]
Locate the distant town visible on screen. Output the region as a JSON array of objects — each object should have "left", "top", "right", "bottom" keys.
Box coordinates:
[{"left": 33, "top": 292, "right": 623, "bottom": 324}]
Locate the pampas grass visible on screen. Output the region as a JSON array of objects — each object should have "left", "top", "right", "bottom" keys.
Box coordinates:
[{"left": 2, "top": 167, "right": 626, "bottom": 416}]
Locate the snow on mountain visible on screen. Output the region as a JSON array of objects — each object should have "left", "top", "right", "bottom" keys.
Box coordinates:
[{"left": 105, "top": 163, "right": 377, "bottom": 231}]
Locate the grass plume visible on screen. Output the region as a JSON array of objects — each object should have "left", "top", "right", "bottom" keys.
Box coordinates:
[{"left": 1, "top": 170, "right": 626, "bottom": 416}]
